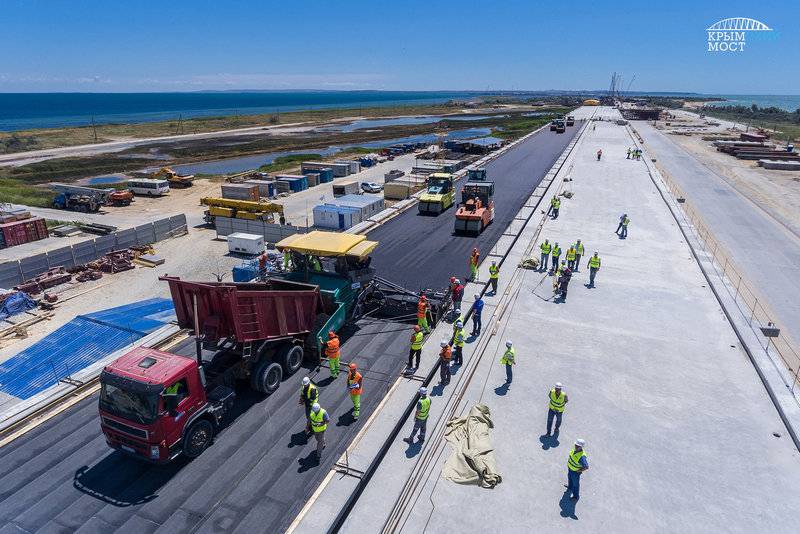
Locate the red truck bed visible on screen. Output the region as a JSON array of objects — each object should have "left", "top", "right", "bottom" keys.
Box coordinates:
[{"left": 161, "top": 276, "right": 324, "bottom": 343}]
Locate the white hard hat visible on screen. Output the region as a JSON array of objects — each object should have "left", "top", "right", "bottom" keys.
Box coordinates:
[
  {"left": 456, "top": 320, "right": 463, "bottom": 328},
  {"left": 474, "top": 294, "right": 480, "bottom": 300},
  {"left": 302, "top": 376, "right": 310, "bottom": 386},
  {"left": 555, "top": 382, "right": 563, "bottom": 389},
  {"left": 505, "top": 340, "right": 513, "bottom": 347},
  {"left": 594, "top": 250, "right": 598, "bottom": 254},
  {"left": 491, "top": 260, "right": 496, "bottom": 265},
  {"left": 575, "top": 438, "right": 585, "bottom": 447},
  {"left": 454, "top": 279, "right": 460, "bottom": 284},
  {"left": 312, "top": 403, "right": 321, "bottom": 412},
  {"left": 440, "top": 339, "right": 448, "bottom": 347},
  {"left": 419, "top": 386, "right": 427, "bottom": 395},
  {"left": 455, "top": 308, "right": 461, "bottom": 314}
]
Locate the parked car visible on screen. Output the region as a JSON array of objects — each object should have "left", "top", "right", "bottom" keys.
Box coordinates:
[{"left": 361, "top": 182, "right": 383, "bottom": 193}]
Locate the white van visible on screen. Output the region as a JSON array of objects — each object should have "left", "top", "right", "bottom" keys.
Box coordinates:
[{"left": 127, "top": 179, "right": 170, "bottom": 196}]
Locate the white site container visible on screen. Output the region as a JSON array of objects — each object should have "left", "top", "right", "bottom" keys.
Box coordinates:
[{"left": 227, "top": 232, "right": 264, "bottom": 255}]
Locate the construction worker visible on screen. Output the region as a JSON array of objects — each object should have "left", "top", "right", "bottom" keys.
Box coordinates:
[
  {"left": 539, "top": 239, "right": 552, "bottom": 272},
  {"left": 283, "top": 249, "right": 292, "bottom": 271},
  {"left": 626, "top": 148, "right": 631, "bottom": 159},
  {"left": 416, "top": 294, "right": 431, "bottom": 334},
  {"left": 551, "top": 242, "right": 561, "bottom": 273},
  {"left": 596, "top": 149, "right": 602, "bottom": 161},
  {"left": 552, "top": 197, "right": 561, "bottom": 219},
  {"left": 318, "top": 330, "right": 341, "bottom": 378},
  {"left": 452, "top": 320, "right": 466, "bottom": 365},
  {"left": 470, "top": 294, "right": 484, "bottom": 336},
  {"left": 567, "top": 439, "right": 589, "bottom": 500},
  {"left": 258, "top": 253, "right": 268, "bottom": 274},
  {"left": 587, "top": 251, "right": 601, "bottom": 287},
  {"left": 347, "top": 363, "right": 363, "bottom": 419},
  {"left": 547, "top": 195, "right": 558, "bottom": 216},
  {"left": 438, "top": 339, "right": 452, "bottom": 385},
  {"left": 500, "top": 340, "right": 515, "bottom": 384},
  {"left": 566, "top": 244, "right": 577, "bottom": 270},
  {"left": 309, "top": 403, "right": 329, "bottom": 459},
  {"left": 308, "top": 255, "right": 322, "bottom": 272},
  {"left": 403, "top": 387, "right": 430, "bottom": 443},
  {"left": 299, "top": 377, "right": 319, "bottom": 435},
  {"left": 408, "top": 325, "right": 424, "bottom": 369},
  {"left": 620, "top": 214, "right": 630, "bottom": 238},
  {"left": 546, "top": 382, "right": 568, "bottom": 435},
  {"left": 451, "top": 278, "right": 464, "bottom": 316},
  {"left": 615, "top": 213, "right": 626, "bottom": 235},
  {"left": 488, "top": 261, "right": 499, "bottom": 295},
  {"left": 469, "top": 248, "right": 480, "bottom": 282},
  {"left": 556, "top": 262, "right": 572, "bottom": 301},
  {"left": 574, "top": 239, "right": 584, "bottom": 271}
]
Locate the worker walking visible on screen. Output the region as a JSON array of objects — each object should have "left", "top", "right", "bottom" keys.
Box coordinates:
[
  {"left": 552, "top": 197, "right": 561, "bottom": 219},
  {"left": 488, "top": 261, "right": 500, "bottom": 295},
  {"left": 450, "top": 278, "right": 464, "bottom": 317},
  {"left": 439, "top": 339, "right": 452, "bottom": 385},
  {"left": 547, "top": 195, "right": 558, "bottom": 217},
  {"left": 626, "top": 148, "right": 631, "bottom": 159},
  {"left": 299, "top": 377, "right": 319, "bottom": 435},
  {"left": 587, "top": 251, "right": 601, "bottom": 287},
  {"left": 403, "top": 387, "right": 431, "bottom": 443},
  {"left": 596, "top": 149, "right": 602, "bottom": 161},
  {"left": 574, "top": 239, "right": 584, "bottom": 271},
  {"left": 416, "top": 294, "right": 431, "bottom": 334},
  {"left": 619, "top": 214, "right": 630, "bottom": 238},
  {"left": 309, "top": 403, "right": 329, "bottom": 459},
  {"left": 566, "top": 439, "right": 589, "bottom": 500},
  {"left": 615, "top": 213, "right": 626, "bottom": 235},
  {"left": 500, "top": 340, "right": 515, "bottom": 384},
  {"left": 546, "top": 382, "right": 568, "bottom": 435},
  {"left": 469, "top": 248, "right": 480, "bottom": 282},
  {"left": 318, "top": 330, "right": 341, "bottom": 378},
  {"left": 566, "top": 245, "right": 577, "bottom": 270},
  {"left": 470, "top": 294, "right": 484, "bottom": 336},
  {"left": 539, "top": 239, "right": 552, "bottom": 272},
  {"left": 347, "top": 363, "right": 363, "bottom": 420},
  {"left": 408, "top": 326, "right": 424, "bottom": 370},
  {"left": 452, "top": 320, "right": 466, "bottom": 366},
  {"left": 551, "top": 242, "right": 561, "bottom": 274}
]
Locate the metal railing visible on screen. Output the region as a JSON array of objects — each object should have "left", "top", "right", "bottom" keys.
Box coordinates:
[{"left": 652, "top": 159, "right": 800, "bottom": 392}]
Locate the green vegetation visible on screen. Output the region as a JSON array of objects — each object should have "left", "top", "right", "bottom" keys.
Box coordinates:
[
  {"left": 257, "top": 154, "right": 322, "bottom": 173},
  {"left": 701, "top": 104, "right": 800, "bottom": 141},
  {"left": 491, "top": 114, "right": 563, "bottom": 140},
  {"left": 0, "top": 177, "right": 53, "bottom": 207}
]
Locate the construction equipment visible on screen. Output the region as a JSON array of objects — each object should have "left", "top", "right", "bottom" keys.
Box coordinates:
[
  {"left": 418, "top": 173, "right": 455, "bottom": 214},
  {"left": 50, "top": 183, "right": 132, "bottom": 212},
  {"left": 467, "top": 168, "right": 487, "bottom": 181},
  {"left": 200, "top": 197, "right": 284, "bottom": 226},
  {"left": 550, "top": 120, "right": 559, "bottom": 131},
  {"left": 152, "top": 167, "right": 195, "bottom": 188},
  {"left": 566, "top": 116, "right": 575, "bottom": 127},
  {"left": 454, "top": 180, "right": 495, "bottom": 234},
  {"left": 555, "top": 119, "right": 566, "bottom": 134}
]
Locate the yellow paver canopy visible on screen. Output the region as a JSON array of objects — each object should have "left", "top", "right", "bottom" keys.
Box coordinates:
[{"left": 276, "top": 231, "right": 377, "bottom": 258}]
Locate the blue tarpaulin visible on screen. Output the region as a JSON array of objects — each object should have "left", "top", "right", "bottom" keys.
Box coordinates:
[
  {"left": 0, "top": 298, "right": 175, "bottom": 400},
  {"left": 0, "top": 292, "right": 37, "bottom": 321}
]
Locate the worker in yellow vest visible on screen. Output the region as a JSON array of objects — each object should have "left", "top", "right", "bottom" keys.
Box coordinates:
[
  {"left": 403, "top": 387, "right": 430, "bottom": 443},
  {"left": 318, "top": 330, "right": 341, "bottom": 378},
  {"left": 347, "top": 363, "right": 363, "bottom": 419},
  {"left": 552, "top": 197, "right": 561, "bottom": 219},
  {"left": 539, "top": 239, "right": 552, "bottom": 272},
  {"left": 551, "top": 242, "right": 561, "bottom": 274},
  {"left": 283, "top": 250, "right": 292, "bottom": 271},
  {"left": 546, "top": 382, "right": 568, "bottom": 435},
  {"left": 566, "top": 245, "right": 577, "bottom": 270},
  {"left": 451, "top": 321, "right": 466, "bottom": 366},
  {"left": 299, "top": 377, "right": 319, "bottom": 435},
  {"left": 574, "top": 239, "right": 585, "bottom": 271},
  {"left": 309, "top": 403, "right": 329, "bottom": 459},
  {"left": 587, "top": 251, "right": 601, "bottom": 287},
  {"left": 408, "top": 326, "right": 424, "bottom": 370},
  {"left": 500, "top": 340, "right": 515, "bottom": 384},
  {"left": 567, "top": 439, "right": 589, "bottom": 500},
  {"left": 488, "top": 261, "right": 499, "bottom": 295}
]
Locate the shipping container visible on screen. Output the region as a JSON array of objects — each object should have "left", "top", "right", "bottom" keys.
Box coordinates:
[
  {"left": 275, "top": 180, "right": 291, "bottom": 194},
  {"left": 244, "top": 180, "right": 276, "bottom": 198},
  {"left": 227, "top": 232, "right": 265, "bottom": 255},
  {"left": 0, "top": 217, "right": 48, "bottom": 249},
  {"left": 312, "top": 204, "right": 362, "bottom": 230},
  {"left": 302, "top": 161, "right": 350, "bottom": 177},
  {"left": 317, "top": 168, "right": 334, "bottom": 183},
  {"left": 275, "top": 175, "right": 308, "bottom": 192},
  {"left": 327, "top": 194, "right": 385, "bottom": 219},
  {"left": 305, "top": 172, "right": 320, "bottom": 187},
  {"left": 221, "top": 184, "right": 259, "bottom": 201},
  {"left": 335, "top": 160, "right": 361, "bottom": 174},
  {"left": 332, "top": 181, "right": 360, "bottom": 197}
]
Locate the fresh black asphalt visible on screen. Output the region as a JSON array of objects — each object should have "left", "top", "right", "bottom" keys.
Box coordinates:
[{"left": 0, "top": 124, "right": 579, "bottom": 534}]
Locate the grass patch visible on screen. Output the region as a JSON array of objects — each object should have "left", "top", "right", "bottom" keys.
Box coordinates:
[
  {"left": 491, "top": 114, "right": 562, "bottom": 140},
  {"left": 0, "top": 178, "right": 53, "bottom": 207},
  {"left": 257, "top": 154, "right": 322, "bottom": 173}
]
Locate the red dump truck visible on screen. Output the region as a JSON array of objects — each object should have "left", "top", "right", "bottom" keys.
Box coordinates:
[{"left": 99, "top": 276, "right": 327, "bottom": 463}]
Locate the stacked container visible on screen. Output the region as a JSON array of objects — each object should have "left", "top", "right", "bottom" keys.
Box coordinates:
[
  {"left": 244, "top": 180, "right": 275, "bottom": 198},
  {"left": 0, "top": 217, "right": 49, "bottom": 249},
  {"left": 221, "top": 184, "right": 259, "bottom": 201},
  {"left": 275, "top": 175, "right": 308, "bottom": 192},
  {"left": 312, "top": 204, "right": 362, "bottom": 230},
  {"left": 328, "top": 194, "right": 385, "bottom": 219},
  {"left": 305, "top": 172, "right": 321, "bottom": 187}
]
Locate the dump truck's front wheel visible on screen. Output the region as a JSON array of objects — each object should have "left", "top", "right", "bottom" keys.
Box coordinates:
[{"left": 183, "top": 419, "right": 214, "bottom": 458}]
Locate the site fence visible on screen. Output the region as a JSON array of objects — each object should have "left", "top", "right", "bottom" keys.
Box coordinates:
[
  {"left": 654, "top": 161, "right": 800, "bottom": 391},
  {"left": 0, "top": 214, "right": 187, "bottom": 290}
]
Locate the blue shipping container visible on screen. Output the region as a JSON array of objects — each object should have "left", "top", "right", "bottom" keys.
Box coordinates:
[{"left": 318, "top": 168, "right": 334, "bottom": 183}]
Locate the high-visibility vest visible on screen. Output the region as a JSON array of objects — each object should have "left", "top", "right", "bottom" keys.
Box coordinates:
[
  {"left": 417, "top": 301, "right": 427, "bottom": 318},
  {"left": 411, "top": 331, "right": 424, "bottom": 350},
  {"left": 284, "top": 251, "right": 291, "bottom": 268},
  {"left": 440, "top": 346, "right": 452, "bottom": 362},
  {"left": 302, "top": 383, "right": 318, "bottom": 404},
  {"left": 549, "top": 389, "right": 566, "bottom": 412},
  {"left": 551, "top": 197, "right": 558, "bottom": 207},
  {"left": 470, "top": 253, "right": 479, "bottom": 267},
  {"left": 417, "top": 396, "right": 431, "bottom": 420},
  {"left": 453, "top": 328, "right": 465, "bottom": 347},
  {"left": 325, "top": 337, "right": 340, "bottom": 359},
  {"left": 310, "top": 408, "right": 328, "bottom": 432},
  {"left": 348, "top": 371, "right": 363, "bottom": 396},
  {"left": 568, "top": 448, "right": 585, "bottom": 472},
  {"left": 576, "top": 243, "right": 585, "bottom": 255},
  {"left": 165, "top": 383, "right": 180, "bottom": 395},
  {"left": 622, "top": 216, "right": 630, "bottom": 227},
  {"left": 489, "top": 264, "right": 499, "bottom": 279},
  {"left": 554, "top": 199, "right": 561, "bottom": 209},
  {"left": 540, "top": 242, "right": 551, "bottom": 255},
  {"left": 500, "top": 346, "right": 515, "bottom": 365},
  {"left": 552, "top": 246, "right": 561, "bottom": 257},
  {"left": 566, "top": 248, "right": 576, "bottom": 261},
  {"left": 588, "top": 256, "right": 601, "bottom": 268}
]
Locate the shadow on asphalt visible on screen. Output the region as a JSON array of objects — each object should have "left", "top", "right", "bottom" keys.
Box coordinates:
[
  {"left": 494, "top": 383, "right": 510, "bottom": 396},
  {"left": 288, "top": 429, "right": 309, "bottom": 449},
  {"left": 297, "top": 450, "right": 320, "bottom": 473},
  {"left": 559, "top": 490, "right": 578, "bottom": 520},
  {"left": 539, "top": 432, "right": 561, "bottom": 450},
  {"left": 403, "top": 440, "right": 423, "bottom": 458}
]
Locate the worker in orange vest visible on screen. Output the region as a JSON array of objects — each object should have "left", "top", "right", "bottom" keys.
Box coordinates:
[
  {"left": 470, "top": 247, "right": 480, "bottom": 281},
  {"left": 347, "top": 362, "right": 363, "bottom": 419},
  {"left": 438, "top": 339, "right": 452, "bottom": 385},
  {"left": 417, "top": 294, "right": 431, "bottom": 334},
  {"left": 318, "top": 330, "right": 341, "bottom": 378}
]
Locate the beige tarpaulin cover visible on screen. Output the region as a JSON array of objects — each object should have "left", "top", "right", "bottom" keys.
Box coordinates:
[{"left": 442, "top": 404, "right": 502, "bottom": 488}]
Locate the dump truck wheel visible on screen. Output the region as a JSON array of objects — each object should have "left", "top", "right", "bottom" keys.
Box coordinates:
[
  {"left": 183, "top": 419, "right": 214, "bottom": 458},
  {"left": 278, "top": 344, "right": 304, "bottom": 375},
  {"left": 252, "top": 361, "right": 282, "bottom": 394}
]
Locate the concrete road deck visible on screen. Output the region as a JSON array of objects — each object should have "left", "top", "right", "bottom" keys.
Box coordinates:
[{"left": 300, "top": 108, "right": 800, "bottom": 533}]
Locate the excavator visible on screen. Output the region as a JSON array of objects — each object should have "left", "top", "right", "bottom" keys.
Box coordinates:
[
  {"left": 418, "top": 173, "right": 455, "bottom": 215},
  {"left": 152, "top": 167, "right": 195, "bottom": 188},
  {"left": 453, "top": 180, "right": 495, "bottom": 234}
]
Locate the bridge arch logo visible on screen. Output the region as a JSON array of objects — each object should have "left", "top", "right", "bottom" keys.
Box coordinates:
[{"left": 706, "top": 18, "right": 772, "bottom": 52}]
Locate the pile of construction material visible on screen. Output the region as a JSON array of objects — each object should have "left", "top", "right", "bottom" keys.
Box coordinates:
[
  {"left": 713, "top": 134, "right": 798, "bottom": 162},
  {"left": 0, "top": 208, "right": 48, "bottom": 249},
  {"left": 412, "top": 160, "right": 465, "bottom": 175},
  {"left": 384, "top": 175, "right": 427, "bottom": 200},
  {"left": 14, "top": 267, "right": 72, "bottom": 294}
]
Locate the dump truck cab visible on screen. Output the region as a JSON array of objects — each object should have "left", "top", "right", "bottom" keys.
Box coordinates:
[
  {"left": 555, "top": 119, "right": 566, "bottom": 133},
  {"left": 467, "top": 168, "right": 487, "bottom": 181},
  {"left": 454, "top": 181, "right": 495, "bottom": 234},
  {"left": 566, "top": 116, "right": 575, "bottom": 126},
  {"left": 418, "top": 172, "right": 455, "bottom": 214},
  {"left": 550, "top": 120, "right": 559, "bottom": 131}
]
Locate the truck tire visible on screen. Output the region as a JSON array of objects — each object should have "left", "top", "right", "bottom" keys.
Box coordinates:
[
  {"left": 278, "top": 344, "right": 304, "bottom": 375},
  {"left": 251, "top": 361, "right": 282, "bottom": 394},
  {"left": 183, "top": 419, "right": 214, "bottom": 458}
]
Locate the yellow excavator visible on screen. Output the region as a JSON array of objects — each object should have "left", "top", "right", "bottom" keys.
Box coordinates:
[
  {"left": 201, "top": 197, "right": 285, "bottom": 226},
  {"left": 152, "top": 167, "right": 195, "bottom": 188}
]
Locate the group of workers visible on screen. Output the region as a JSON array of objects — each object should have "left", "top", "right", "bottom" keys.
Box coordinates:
[
  {"left": 615, "top": 213, "right": 630, "bottom": 239},
  {"left": 537, "top": 238, "right": 602, "bottom": 298},
  {"left": 626, "top": 147, "right": 642, "bottom": 160}
]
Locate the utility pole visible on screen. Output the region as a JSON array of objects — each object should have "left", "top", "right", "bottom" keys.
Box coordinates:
[{"left": 91, "top": 116, "right": 98, "bottom": 142}]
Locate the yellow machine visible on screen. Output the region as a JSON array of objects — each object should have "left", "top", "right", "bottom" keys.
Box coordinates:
[
  {"left": 200, "top": 197, "right": 284, "bottom": 226},
  {"left": 418, "top": 173, "right": 455, "bottom": 215},
  {"left": 152, "top": 167, "right": 195, "bottom": 188}
]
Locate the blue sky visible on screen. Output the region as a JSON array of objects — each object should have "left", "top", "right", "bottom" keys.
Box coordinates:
[{"left": 1, "top": 0, "right": 796, "bottom": 93}]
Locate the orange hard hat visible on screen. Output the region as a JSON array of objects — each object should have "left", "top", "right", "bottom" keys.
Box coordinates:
[
  {"left": 414, "top": 325, "right": 421, "bottom": 332},
  {"left": 328, "top": 331, "right": 336, "bottom": 338},
  {"left": 420, "top": 294, "right": 427, "bottom": 301},
  {"left": 348, "top": 362, "right": 357, "bottom": 370}
]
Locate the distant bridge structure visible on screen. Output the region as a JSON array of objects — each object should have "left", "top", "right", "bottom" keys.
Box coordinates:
[{"left": 706, "top": 18, "right": 772, "bottom": 31}]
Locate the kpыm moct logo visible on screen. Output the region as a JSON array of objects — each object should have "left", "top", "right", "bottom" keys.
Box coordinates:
[{"left": 707, "top": 18, "right": 772, "bottom": 52}]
